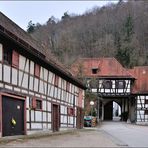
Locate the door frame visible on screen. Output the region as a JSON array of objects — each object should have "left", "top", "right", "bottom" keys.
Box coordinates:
[
  {"left": 51, "top": 102, "right": 60, "bottom": 132},
  {"left": 0, "top": 93, "right": 26, "bottom": 137}
]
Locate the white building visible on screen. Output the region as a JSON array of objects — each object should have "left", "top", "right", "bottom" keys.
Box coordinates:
[{"left": 0, "top": 12, "right": 86, "bottom": 137}]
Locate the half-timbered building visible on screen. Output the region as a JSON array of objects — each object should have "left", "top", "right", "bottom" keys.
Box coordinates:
[
  {"left": 0, "top": 12, "right": 86, "bottom": 137},
  {"left": 71, "top": 58, "right": 148, "bottom": 124},
  {"left": 129, "top": 66, "right": 148, "bottom": 124}
]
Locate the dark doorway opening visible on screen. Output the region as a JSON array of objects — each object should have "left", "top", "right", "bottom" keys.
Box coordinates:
[{"left": 104, "top": 101, "right": 121, "bottom": 121}]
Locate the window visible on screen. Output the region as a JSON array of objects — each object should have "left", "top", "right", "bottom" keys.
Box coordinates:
[
  {"left": 36, "top": 100, "right": 42, "bottom": 110},
  {"left": 116, "top": 80, "right": 125, "bottom": 89},
  {"left": 12, "top": 50, "right": 19, "bottom": 68},
  {"left": 34, "top": 64, "right": 40, "bottom": 77},
  {"left": 92, "top": 68, "right": 98, "bottom": 74},
  {"left": 102, "top": 80, "right": 112, "bottom": 89},
  {"left": 3, "top": 46, "right": 12, "bottom": 65},
  {"left": 32, "top": 97, "right": 42, "bottom": 110}
]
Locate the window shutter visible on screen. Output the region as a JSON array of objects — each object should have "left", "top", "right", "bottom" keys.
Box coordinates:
[
  {"left": 68, "top": 107, "right": 74, "bottom": 116},
  {"left": 67, "top": 107, "right": 71, "bottom": 115},
  {"left": 66, "top": 82, "right": 70, "bottom": 92},
  {"left": 32, "top": 97, "right": 36, "bottom": 109},
  {"left": 35, "top": 64, "right": 40, "bottom": 77},
  {"left": 12, "top": 50, "right": 19, "bottom": 68},
  {"left": 54, "top": 75, "right": 59, "bottom": 86}
]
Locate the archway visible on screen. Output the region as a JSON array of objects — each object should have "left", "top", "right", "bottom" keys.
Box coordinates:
[{"left": 104, "top": 100, "right": 121, "bottom": 121}]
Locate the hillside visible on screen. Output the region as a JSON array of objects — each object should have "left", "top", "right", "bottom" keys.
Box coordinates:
[{"left": 28, "top": 1, "right": 148, "bottom": 68}]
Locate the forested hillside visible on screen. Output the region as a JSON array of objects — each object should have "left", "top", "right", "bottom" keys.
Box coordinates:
[{"left": 28, "top": 1, "right": 148, "bottom": 68}]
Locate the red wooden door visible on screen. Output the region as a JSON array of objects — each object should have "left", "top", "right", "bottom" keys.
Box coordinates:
[{"left": 52, "top": 104, "right": 60, "bottom": 132}]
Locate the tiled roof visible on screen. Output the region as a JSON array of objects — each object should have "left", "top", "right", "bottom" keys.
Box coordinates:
[
  {"left": 0, "top": 11, "right": 86, "bottom": 89},
  {"left": 129, "top": 66, "right": 148, "bottom": 93},
  {"left": 71, "top": 57, "right": 134, "bottom": 78}
]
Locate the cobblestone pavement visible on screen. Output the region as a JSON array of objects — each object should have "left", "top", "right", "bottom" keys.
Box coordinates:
[{"left": 0, "top": 129, "right": 118, "bottom": 147}]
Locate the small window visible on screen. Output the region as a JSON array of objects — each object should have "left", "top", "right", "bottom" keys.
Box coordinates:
[
  {"left": 92, "top": 68, "right": 98, "bottom": 74},
  {"left": 102, "top": 80, "right": 112, "bottom": 89},
  {"left": 3, "top": 46, "right": 12, "bottom": 65},
  {"left": 34, "top": 64, "right": 40, "bottom": 77},
  {"left": 116, "top": 80, "right": 125, "bottom": 89},
  {"left": 32, "top": 97, "right": 42, "bottom": 110},
  {"left": 36, "top": 100, "right": 42, "bottom": 110}
]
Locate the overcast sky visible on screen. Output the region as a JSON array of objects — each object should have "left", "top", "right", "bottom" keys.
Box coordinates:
[{"left": 0, "top": 1, "right": 118, "bottom": 30}]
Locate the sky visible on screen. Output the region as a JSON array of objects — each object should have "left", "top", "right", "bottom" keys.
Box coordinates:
[{"left": 0, "top": 1, "right": 118, "bottom": 30}]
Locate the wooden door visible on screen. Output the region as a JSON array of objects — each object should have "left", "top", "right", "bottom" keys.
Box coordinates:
[
  {"left": 52, "top": 104, "right": 60, "bottom": 132},
  {"left": 2, "top": 96, "right": 24, "bottom": 136}
]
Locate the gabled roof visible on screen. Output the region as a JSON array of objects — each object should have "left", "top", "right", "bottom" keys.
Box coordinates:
[
  {"left": 71, "top": 57, "right": 134, "bottom": 78},
  {"left": 0, "top": 11, "right": 86, "bottom": 89},
  {"left": 128, "top": 66, "right": 148, "bottom": 94}
]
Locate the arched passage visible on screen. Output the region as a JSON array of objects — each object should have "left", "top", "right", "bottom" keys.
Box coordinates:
[{"left": 103, "top": 100, "right": 121, "bottom": 121}]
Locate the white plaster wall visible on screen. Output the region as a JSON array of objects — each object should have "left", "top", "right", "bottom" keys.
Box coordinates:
[
  {"left": 47, "top": 102, "right": 51, "bottom": 112},
  {"left": 0, "top": 44, "right": 2, "bottom": 61},
  {"left": 35, "top": 111, "right": 42, "bottom": 121},
  {"left": 50, "top": 86, "right": 54, "bottom": 97},
  {"left": 105, "top": 89, "right": 110, "bottom": 93},
  {"left": 40, "top": 67, "right": 44, "bottom": 80},
  {"left": 12, "top": 68, "right": 17, "bottom": 85},
  {"left": 48, "top": 72, "right": 53, "bottom": 84},
  {"left": 19, "top": 55, "right": 26, "bottom": 70},
  {"left": 48, "top": 124, "right": 51, "bottom": 129},
  {"left": 4, "top": 65, "right": 10, "bottom": 83},
  {"left": 43, "top": 68, "right": 48, "bottom": 81},
  {"left": 27, "top": 110, "right": 30, "bottom": 122},
  {"left": 26, "top": 96, "right": 30, "bottom": 108},
  {"left": 58, "top": 77, "right": 62, "bottom": 88},
  {"left": 43, "top": 101, "right": 46, "bottom": 111},
  {"left": 30, "top": 61, "right": 34, "bottom": 75},
  {"left": 31, "top": 110, "right": 34, "bottom": 122},
  {"left": 54, "top": 87, "right": 57, "bottom": 99},
  {"left": 39, "top": 80, "right": 44, "bottom": 94},
  {"left": 18, "top": 71, "right": 23, "bottom": 86},
  {"left": 31, "top": 123, "right": 42, "bottom": 129},
  {"left": 34, "top": 78, "right": 39, "bottom": 92},
  {"left": 24, "top": 59, "right": 29, "bottom": 72},
  {"left": 43, "top": 112, "right": 47, "bottom": 122},
  {"left": 22, "top": 73, "right": 28, "bottom": 89},
  {"left": 48, "top": 113, "right": 51, "bottom": 122},
  {"left": 29, "top": 76, "right": 34, "bottom": 90},
  {"left": 0, "top": 64, "right": 2, "bottom": 81}
]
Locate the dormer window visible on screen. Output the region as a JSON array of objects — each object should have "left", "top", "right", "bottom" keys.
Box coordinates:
[{"left": 92, "top": 68, "right": 98, "bottom": 74}]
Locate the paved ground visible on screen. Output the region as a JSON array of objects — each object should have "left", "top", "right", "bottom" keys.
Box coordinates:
[
  {"left": 100, "top": 121, "right": 148, "bottom": 147},
  {"left": 0, "top": 129, "right": 117, "bottom": 147},
  {"left": 1, "top": 122, "right": 148, "bottom": 147}
]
